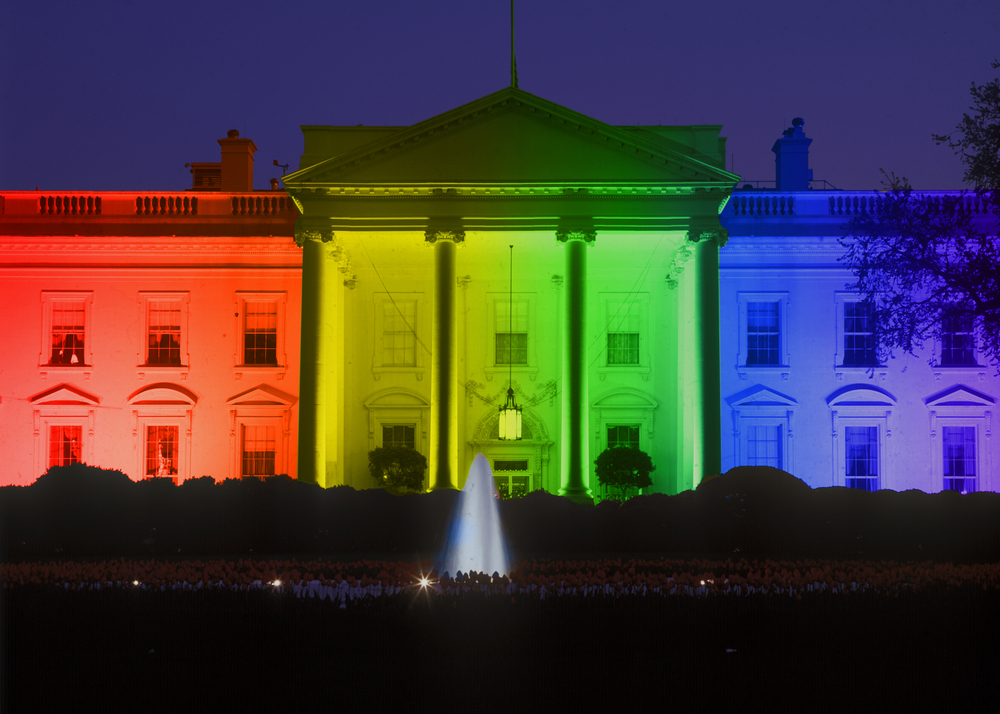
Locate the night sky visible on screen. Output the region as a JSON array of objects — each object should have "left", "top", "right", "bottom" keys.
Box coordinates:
[{"left": 2, "top": 0, "right": 997, "bottom": 193}]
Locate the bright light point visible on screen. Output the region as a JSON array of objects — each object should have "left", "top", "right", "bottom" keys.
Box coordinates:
[
  {"left": 419, "top": 577, "right": 430, "bottom": 588},
  {"left": 271, "top": 580, "right": 281, "bottom": 587},
  {"left": 133, "top": 580, "right": 139, "bottom": 585},
  {"left": 701, "top": 580, "right": 706, "bottom": 585}
]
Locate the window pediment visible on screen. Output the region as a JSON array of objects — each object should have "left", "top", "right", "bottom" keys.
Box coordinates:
[
  {"left": 30, "top": 383, "right": 100, "bottom": 406},
  {"left": 128, "top": 383, "right": 198, "bottom": 406},
  {"left": 364, "top": 388, "right": 430, "bottom": 409},
  {"left": 727, "top": 385, "right": 797, "bottom": 409},
  {"left": 826, "top": 384, "right": 896, "bottom": 407},
  {"left": 592, "top": 388, "right": 658, "bottom": 410},
  {"left": 925, "top": 385, "right": 995, "bottom": 408},
  {"left": 226, "top": 384, "right": 297, "bottom": 407}
]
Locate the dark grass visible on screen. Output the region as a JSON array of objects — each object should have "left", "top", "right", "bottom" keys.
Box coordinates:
[{"left": 4, "top": 584, "right": 1000, "bottom": 712}]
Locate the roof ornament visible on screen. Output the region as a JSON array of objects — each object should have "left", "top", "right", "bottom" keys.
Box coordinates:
[{"left": 511, "top": 0, "right": 518, "bottom": 89}]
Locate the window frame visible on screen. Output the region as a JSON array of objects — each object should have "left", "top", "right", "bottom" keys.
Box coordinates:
[
  {"left": 828, "top": 386, "right": 895, "bottom": 490},
  {"left": 39, "top": 291, "right": 94, "bottom": 374},
  {"left": 597, "top": 293, "right": 650, "bottom": 381},
  {"left": 135, "top": 415, "right": 188, "bottom": 484},
  {"left": 926, "top": 385, "right": 994, "bottom": 493},
  {"left": 30, "top": 384, "right": 98, "bottom": 478},
  {"left": 372, "top": 292, "right": 426, "bottom": 380},
  {"left": 234, "top": 291, "right": 287, "bottom": 380},
  {"left": 833, "top": 293, "right": 887, "bottom": 377},
  {"left": 226, "top": 385, "right": 295, "bottom": 481},
  {"left": 727, "top": 386, "right": 797, "bottom": 474},
  {"left": 735, "top": 291, "right": 789, "bottom": 378},
  {"left": 137, "top": 291, "right": 189, "bottom": 375},
  {"left": 485, "top": 292, "right": 538, "bottom": 382}
]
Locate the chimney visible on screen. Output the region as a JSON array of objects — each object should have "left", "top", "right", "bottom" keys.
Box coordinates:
[
  {"left": 218, "top": 129, "right": 257, "bottom": 192},
  {"left": 772, "top": 118, "right": 813, "bottom": 191}
]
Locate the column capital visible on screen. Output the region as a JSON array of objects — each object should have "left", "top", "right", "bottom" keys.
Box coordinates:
[
  {"left": 425, "top": 230, "right": 466, "bottom": 244},
  {"left": 685, "top": 226, "right": 729, "bottom": 248},
  {"left": 555, "top": 229, "right": 596, "bottom": 244},
  {"left": 294, "top": 225, "right": 335, "bottom": 247}
]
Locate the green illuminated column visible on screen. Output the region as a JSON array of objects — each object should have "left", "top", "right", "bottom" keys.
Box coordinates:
[
  {"left": 690, "top": 228, "right": 724, "bottom": 479},
  {"left": 426, "top": 230, "right": 463, "bottom": 490},
  {"left": 556, "top": 230, "right": 595, "bottom": 504},
  {"left": 296, "top": 227, "right": 332, "bottom": 487}
]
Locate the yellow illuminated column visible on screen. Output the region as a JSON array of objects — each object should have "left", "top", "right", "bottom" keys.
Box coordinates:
[
  {"left": 689, "top": 228, "right": 725, "bottom": 480},
  {"left": 426, "top": 230, "right": 463, "bottom": 490},
  {"left": 296, "top": 227, "right": 332, "bottom": 487},
  {"left": 556, "top": 229, "right": 595, "bottom": 504}
]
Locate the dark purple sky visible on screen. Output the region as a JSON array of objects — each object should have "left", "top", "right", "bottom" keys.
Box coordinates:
[{"left": 2, "top": 0, "right": 997, "bottom": 192}]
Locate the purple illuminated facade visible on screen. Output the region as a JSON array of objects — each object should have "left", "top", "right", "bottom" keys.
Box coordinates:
[{"left": 719, "top": 120, "right": 998, "bottom": 492}]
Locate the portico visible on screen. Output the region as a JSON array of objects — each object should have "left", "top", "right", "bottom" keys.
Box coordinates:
[{"left": 283, "top": 86, "right": 736, "bottom": 500}]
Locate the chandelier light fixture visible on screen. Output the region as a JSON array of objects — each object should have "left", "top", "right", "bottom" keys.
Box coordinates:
[{"left": 498, "top": 244, "right": 522, "bottom": 440}]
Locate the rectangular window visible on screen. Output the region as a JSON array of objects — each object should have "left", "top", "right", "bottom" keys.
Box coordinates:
[
  {"left": 845, "top": 426, "right": 878, "bottom": 491},
  {"left": 843, "top": 302, "right": 877, "bottom": 367},
  {"left": 50, "top": 301, "right": 86, "bottom": 365},
  {"left": 146, "top": 301, "right": 182, "bottom": 365},
  {"left": 244, "top": 301, "right": 278, "bottom": 365},
  {"left": 493, "top": 460, "right": 529, "bottom": 500},
  {"left": 746, "top": 424, "right": 782, "bottom": 469},
  {"left": 746, "top": 302, "right": 780, "bottom": 366},
  {"left": 608, "top": 425, "right": 640, "bottom": 450},
  {"left": 940, "top": 314, "right": 976, "bottom": 366},
  {"left": 943, "top": 426, "right": 977, "bottom": 493},
  {"left": 382, "top": 300, "right": 416, "bottom": 366},
  {"left": 607, "top": 300, "right": 640, "bottom": 365},
  {"left": 48, "top": 425, "right": 82, "bottom": 468},
  {"left": 382, "top": 425, "right": 415, "bottom": 449},
  {"left": 495, "top": 300, "right": 528, "bottom": 365},
  {"left": 146, "top": 426, "right": 179, "bottom": 477},
  {"left": 242, "top": 424, "right": 276, "bottom": 478}
]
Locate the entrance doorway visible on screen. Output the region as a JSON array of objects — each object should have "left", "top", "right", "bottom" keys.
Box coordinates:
[{"left": 493, "top": 459, "right": 531, "bottom": 499}]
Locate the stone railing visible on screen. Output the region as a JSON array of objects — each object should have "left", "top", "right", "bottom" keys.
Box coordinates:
[
  {"left": 38, "top": 195, "right": 102, "bottom": 215},
  {"left": 135, "top": 195, "right": 197, "bottom": 215},
  {"left": 831, "top": 192, "right": 994, "bottom": 216},
  {"left": 728, "top": 194, "right": 795, "bottom": 216},
  {"left": 231, "top": 195, "right": 296, "bottom": 216},
  {"left": 0, "top": 191, "right": 299, "bottom": 218},
  {"left": 725, "top": 190, "right": 994, "bottom": 221}
]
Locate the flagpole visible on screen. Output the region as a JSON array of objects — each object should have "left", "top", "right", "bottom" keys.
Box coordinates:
[{"left": 511, "top": 0, "right": 518, "bottom": 88}]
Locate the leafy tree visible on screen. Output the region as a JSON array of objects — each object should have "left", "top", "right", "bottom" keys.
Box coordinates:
[
  {"left": 368, "top": 446, "right": 427, "bottom": 493},
  {"left": 839, "top": 63, "right": 1000, "bottom": 373},
  {"left": 594, "top": 446, "right": 655, "bottom": 502}
]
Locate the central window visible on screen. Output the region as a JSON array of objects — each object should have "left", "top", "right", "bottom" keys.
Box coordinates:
[
  {"left": 493, "top": 459, "right": 530, "bottom": 499},
  {"left": 382, "top": 425, "right": 415, "bottom": 449},
  {"left": 495, "top": 300, "right": 528, "bottom": 365},
  {"left": 845, "top": 426, "right": 878, "bottom": 491},
  {"left": 382, "top": 300, "right": 416, "bottom": 366},
  {"left": 607, "top": 425, "right": 640, "bottom": 449}
]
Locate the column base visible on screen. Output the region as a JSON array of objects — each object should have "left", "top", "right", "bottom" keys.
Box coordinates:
[{"left": 558, "top": 489, "right": 594, "bottom": 505}]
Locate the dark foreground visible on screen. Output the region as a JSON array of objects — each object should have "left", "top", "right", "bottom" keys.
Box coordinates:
[{"left": 4, "top": 585, "right": 999, "bottom": 712}]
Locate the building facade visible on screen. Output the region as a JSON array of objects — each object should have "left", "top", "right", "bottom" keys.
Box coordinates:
[
  {"left": 0, "top": 133, "right": 301, "bottom": 486},
  {"left": 718, "top": 119, "right": 998, "bottom": 493}
]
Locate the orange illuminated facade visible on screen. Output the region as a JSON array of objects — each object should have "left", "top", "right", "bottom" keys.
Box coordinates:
[{"left": 0, "top": 133, "right": 301, "bottom": 485}]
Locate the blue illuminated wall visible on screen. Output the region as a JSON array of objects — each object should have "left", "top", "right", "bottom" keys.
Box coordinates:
[{"left": 719, "top": 120, "right": 998, "bottom": 493}]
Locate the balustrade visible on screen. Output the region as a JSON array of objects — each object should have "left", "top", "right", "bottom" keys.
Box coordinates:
[{"left": 38, "top": 195, "right": 101, "bottom": 215}]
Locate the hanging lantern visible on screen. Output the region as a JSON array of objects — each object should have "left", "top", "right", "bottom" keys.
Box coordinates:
[
  {"left": 498, "top": 386, "right": 522, "bottom": 440},
  {"left": 498, "top": 244, "right": 522, "bottom": 441}
]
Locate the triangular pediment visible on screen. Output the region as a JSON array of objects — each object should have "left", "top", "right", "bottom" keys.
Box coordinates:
[
  {"left": 826, "top": 384, "right": 896, "bottom": 407},
  {"left": 925, "top": 384, "right": 995, "bottom": 407},
  {"left": 727, "top": 385, "right": 798, "bottom": 408},
  {"left": 226, "top": 384, "right": 297, "bottom": 407},
  {"left": 31, "top": 383, "right": 100, "bottom": 406},
  {"left": 286, "top": 87, "right": 737, "bottom": 187},
  {"left": 128, "top": 383, "right": 197, "bottom": 405}
]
